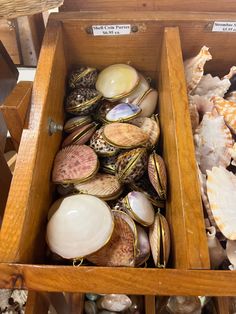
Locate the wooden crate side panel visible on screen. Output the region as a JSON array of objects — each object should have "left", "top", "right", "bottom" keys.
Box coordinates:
[
  {"left": 0, "top": 20, "right": 66, "bottom": 263},
  {"left": 60, "top": 0, "right": 236, "bottom": 13},
  {"left": 159, "top": 27, "right": 210, "bottom": 269}
]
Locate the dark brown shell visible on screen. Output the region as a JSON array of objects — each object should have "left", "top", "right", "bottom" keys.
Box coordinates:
[
  {"left": 116, "top": 148, "right": 148, "bottom": 183},
  {"left": 68, "top": 67, "right": 98, "bottom": 89},
  {"left": 66, "top": 88, "right": 102, "bottom": 115},
  {"left": 90, "top": 127, "right": 119, "bottom": 157}
]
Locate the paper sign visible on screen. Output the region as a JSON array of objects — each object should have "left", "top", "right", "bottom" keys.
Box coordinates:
[
  {"left": 92, "top": 24, "right": 131, "bottom": 36},
  {"left": 212, "top": 21, "right": 236, "bottom": 32}
]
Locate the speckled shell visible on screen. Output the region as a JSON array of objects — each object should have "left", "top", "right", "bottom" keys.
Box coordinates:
[
  {"left": 184, "top": 46, "right": 212, "bottom": 94},
  {"left": 212, "top": 96, "right": 236, "bottom": 134},
  {"left": 68, "top": 67, "right": 98, "bottom": 89},
  {"left": 194, "top": 112, "right": 233, "bottom": 174},
  {"left": 100, "top": 155, "right": 118, "bottom": 175},
  {"left": 87, "top": 215, "right": 135, "bottom": 267},
  {"left": 52, "top": 145, "right": 99, "bottom": 184},
  {"left": 90, "top": 127, "right": 120, "bottom": 157},
  {"left": 64, "top": 116, "right": 92, "bottom": 133},
  {"left": 207, "top": 166, "right": 236, "bottom": 240},
  {"left": 149, "top": 212, "right": 171, "bottom": 267},
  {"left": 148, "top": 153, "right": 167, "bottom": 200},
  {"left": 62, "top": 122, "right": 97, "bottom": 148},
  {"left": 103, "top": 123, "right": 149, "bottom": 149},
  {"left": 133, "top": 88, "right": 158, "bottom": 117},
  {"left": 66, "top": 88, "right": 102, "bottom": 115},
  {"left": 116, "top": 148, "right": 148, "bottom": 183},
  {"left": 130, "top": 115, "right": 160, "bottom": 147},
  {"left": 74, "top": 173, "right": 123, "bottom": 201}
]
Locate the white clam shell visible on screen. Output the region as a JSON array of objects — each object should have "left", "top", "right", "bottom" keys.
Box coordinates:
[
  {"left": 207, "top": 166, "right": 236, "bottom": 240},
  {"left": 46, "top": 194, "right": 114, "bottom": 259},
  {"left": 97, "top": 294, "right": 132, "bottom": 312}
]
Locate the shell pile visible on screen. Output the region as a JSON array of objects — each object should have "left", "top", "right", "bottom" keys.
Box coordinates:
[
  {"left": 46, "top": 64, "right": 171, "bottom": 268},
  {"left": 184, "top": 47, "right": 236, "bottom": 270}
]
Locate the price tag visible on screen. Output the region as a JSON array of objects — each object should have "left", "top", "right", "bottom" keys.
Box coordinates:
[
  {"left": 212, "top": 21, "right": 236, "bottom": 32},
  {"left": 92, "top": 24, "right": 131, "bottom": 36}
]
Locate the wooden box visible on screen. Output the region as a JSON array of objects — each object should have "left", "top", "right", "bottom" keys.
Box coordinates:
[{"left": 1, "top": 11, "right": 236, "bottom": 313}]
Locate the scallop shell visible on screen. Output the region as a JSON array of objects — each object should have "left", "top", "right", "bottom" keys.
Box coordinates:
[
  {"left": 121, "top": 73, "right": 150, "bottom": 104},
  {"left": 149, "top": 212, "right": 170, "bottom": 267},
  {"left": 64, "top": 116, "right": 92, "bottom": 133},
  {"left": 116, "top": 148, "right": 148, "bottom": 183},
  {"left": 52, "top": 145, "right": 99, "bottom": 184},
  {"left": 130, "top": 115, "right": 160, "bottom": 147},
  {"left": 103, "top": 123, "right": 149, "bottom": 149},
  {"left": 87, "top": 215, "right": 135, "bottom": 267},
  {"left": 100, "top": 155, "right": 118, "bottom": 175},
  {"left": 68, "top": 67, "right": 98, "bottom": 89},
  {"left": 97, "top": 294, "right": 132, "bottom": 312},
  {"left": 62, "top": 122, "right": 97, "bottom": 148},
  {"left": 122, "top": 191, "right": 155, "bottom": 227},
  {"left": 133, "top": 88, "right": 158, "bottom": 117},
  {"left": 90, "top": 127, "right": 120, "bottom": 157},
  {"left": 206, "top": 226, "right": 226, "bottom": 269},
  {"left": 212, "top": 96, "right": 236, "bottom": 134},
  {"left": 148, "top": 153, "right": 167, "bottom": 200},
  {"left": 194, "top": 112, "right": 233, "bottom": 174},
  {"left": 135, "top": 225, "right": 150, "bottom": 266},
  {"left": 66, "top": 88, "right": 102, "bottom": 115},
  {"left": 206, "top": 166, "right": 236, "bottom": 240},
  {"left": 96, "top": 64, "right": 139, "bottom": 100},
  {"left": 74, "top": 173, "right": 123, "bottom": 201},
  {"left": 193, "top": 74, "right": 230, "bottom": 99},
  {"left": 184, "top": 46, "right": 212, "bottom": 94},
  {"left": 46, "top": 194, "right": 114, "bottom": 259},
  {"left": 106, "top": 103, "right": 141, "bottom": 122}
]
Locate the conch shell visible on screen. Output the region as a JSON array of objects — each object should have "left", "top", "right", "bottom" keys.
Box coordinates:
[
  {"left": 206, "top": 226, "right": 226, "bottom": 269},
  {"left": 229, "top": 143, "right": 236, "bottom": 166},
  {"left": 206, "top": 166, "right": 236, "bottom": 240},
  {"left": 190, "top": 95, "right": 214, "bottom": 117},
  {"left": 184, "top": 46, "right": 212, "bottom": 94},
  {"left": 212, "top": 96, "right": 236, "bottom": 134},
  {"left": 188, "top": 96, "right": 200, "bottom": 132},
  {"left": 194, "top": 112, "right": 233, "bottom": 173}
]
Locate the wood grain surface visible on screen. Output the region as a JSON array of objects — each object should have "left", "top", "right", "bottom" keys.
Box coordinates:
[
  {"left": 0, "top": 151, "right": 12, "bottom": 219},
  {"left": 25, "top": 291, "right": 49, "bottom": 314}
]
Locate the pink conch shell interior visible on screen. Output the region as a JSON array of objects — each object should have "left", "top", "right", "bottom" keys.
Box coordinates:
[
  {"left": 212, "top": 96, "right": 236, "bottom": 134},
  {"left": 206, "top": 166, "right": 236, "bottom": 240},
  {"left": 194, "top": 112, "right": 233, "bottom": 173},
  {"left": 184, "top": 46, "right": 212, "bottom": 94}
]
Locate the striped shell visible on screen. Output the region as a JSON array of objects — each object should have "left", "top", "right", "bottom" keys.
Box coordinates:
[
  {"left": 148, "top": 153, "right": 167, "bottom": 200},
  {"left": 212, "top": 96, "right": 236, "bottom": 134},
  {"left": 62, "top": 122, "right": 97, "bottom": 148},
  {"left": 68, "top": 67, "right": 98, "bottom": 89},
  {"left": 116, "top": 148, "right": 148, "bottom": 183},
  {"left": 194, "top": 112, "right": 233, "bottom": 173},
  {"left": 207, "top": 166, "right": 236, "bottom": 240},
  {"left": 64, "top": 116, "right": 92, "bottom": 133},
  {"left": 149, "top": 212, "right": 170, "bottom": 268},
  {"left": 103, "top": 123, "right": 149, "bottom": 149},
  {"left": 74, "top": 173, "right": 123, "bottom": 201},
  {"left": 87, "top": 215, "right": 135, "bottom": 267},
  {"left": 130, "top": 115, "right": 160, "bottom": 147},
  {"left": 90, "top": 127, "right": 120, "bottom": 157},
  {"left": 184, "top": 46, "right": 212, "bottom": 94},
  {"left": 52, "top": 145, "right": 99, "bottom": 184}
]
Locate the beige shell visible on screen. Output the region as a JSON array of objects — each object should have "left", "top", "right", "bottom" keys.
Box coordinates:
[
  {"left": 149, "top": 212, "right": 170, "bottom": 267},
  {"left": 207, "top": 166, "right": 236, "bottom": 240},
  {"left": 148, "top": 153, "right": 167, "bottom": 200},
  {"left": 130, "top": 114, "right": 160, "bottom": 147},
  {"left": 64, "top": 115, "right": 92, "bottom": 133},
  {"left": 184, "top": 46, "right": 212, "bottom": 94},
  {"left": 103, "top": 122, "right": 149, "bottom": 149},
  {"left": 188, "top": 96, "right": 200, "bottom": 132},
  {"left": 74, "top": 173, "right": 123, "bottom": 201},
  {"left": 87, "top": 215, "right": 135, "bottom": 267},
  {"left": 133, "top": 88, "right": 158, "bottom": 117},
  {"left": 223, "top": 65, "right": 236, "bottom": 80},
  {"left": 212, "top": 96, "right": 236, "bottom": 134},
  {"left": 190, "top": 94, "right": 214, "bottom": 117}
]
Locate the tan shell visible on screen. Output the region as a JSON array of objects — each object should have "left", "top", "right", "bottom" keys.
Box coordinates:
[
  {"left": 87, "top": 215, "right": 135, "bottom": 267},
  {"left": 207, "top": 166, "right": 236, "bottom": 240},
  {"left": 212, "top": 96, "right": 236, "bottom": 134},
  {"left": 184, "top": 46, "right": 212, "bottom": 94},
  {"left": 130, "top": 115, "right": 160, "bottom": 147},
  {"left": 52, "top": 145, "right": 99, "bottom": 184},
  {"left": 103, "top": 123, "right": 149, "bottom": 149},
  {"left": 133, "top": 88, "right": 158, "bottom": 117},
  {"left": 116, "top": 148, "right": 148, "bottom": 184},
  {"left": 74, "top": 173, "right": 123, "bottom": 201},
  {"left": 149, "top": 212, "right": 170, "bottom": 267},
  {"left": 148, "top": 153, "right": 167, "bottom": 200}
]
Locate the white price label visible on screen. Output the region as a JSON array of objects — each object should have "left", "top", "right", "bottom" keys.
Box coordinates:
[
  {"left": 92, "top": 24, "right": 131, "bottom": 36},
  {"left": 212, "top": 21, "right": 236, "bottom": 32}
]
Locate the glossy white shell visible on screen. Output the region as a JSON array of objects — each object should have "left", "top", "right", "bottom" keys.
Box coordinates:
[
  {"left": 97, "top": 294, "right": 132, "bottom": 312},
  {"left": 46, "top": 194, "right": 114, "bottom": 259},
  {"left": 106, "top": 103, "right": 141, "bottom": 122},
  {"left": 121, "top": 73, "right": 150, "bottom": 104}
]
